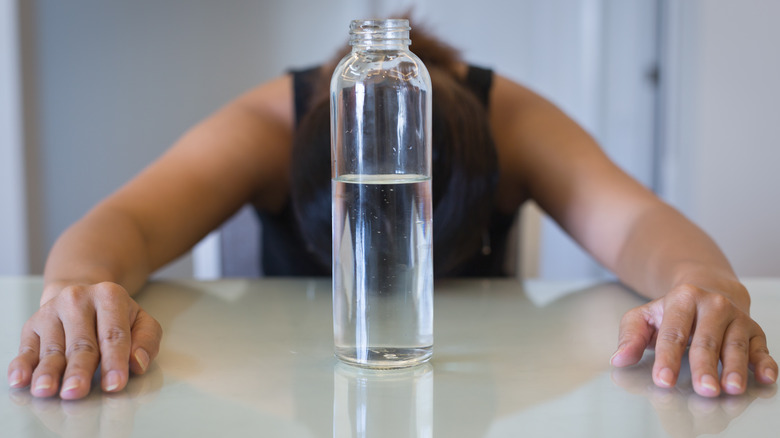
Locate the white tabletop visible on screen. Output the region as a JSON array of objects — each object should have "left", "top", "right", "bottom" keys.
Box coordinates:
[{"left": 1, "top": 276, "right": 778, "bottom": 437}]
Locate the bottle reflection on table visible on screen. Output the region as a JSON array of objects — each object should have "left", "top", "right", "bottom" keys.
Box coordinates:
[{"left": 333, "top": 363, "right": 433, "bottom": 438}]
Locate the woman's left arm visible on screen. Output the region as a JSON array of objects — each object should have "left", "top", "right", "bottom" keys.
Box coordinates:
[{"left": 489, "top": 74, "right": 777, "bottom": 397}]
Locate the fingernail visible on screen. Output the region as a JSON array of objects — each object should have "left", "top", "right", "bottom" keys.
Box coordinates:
[
  {"left": 135, "top": 348, "right": 150, "bottom": 373},
  {"left": 104, "top": 370, "right": 122, "bottom": 392},
  {"left": 61, "top": 376, "right": 81, "bottom": 393},
  {"left": 658, "top": 368, "right": 675, "bottom": 387},
  {"left": 765, "top": 368, "right": 777, "bottom": 383},
  {"left": 33, "top": 375, "right": 53, "bottom": 394},
  {"left": 8, "top": 370, "right": 23, "bottom": 388},
  {"left": 725, "top": 372, "right": 742, "bottom": 391},
  {"left": 701, "top": 374, "right": 719, "bottom": 394},
  {"left": 610, "top": 349, "right": 621, "bottom": 366}
]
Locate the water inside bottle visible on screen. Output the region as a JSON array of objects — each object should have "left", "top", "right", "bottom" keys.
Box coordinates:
[{"left": 332, "top": 173, "right": 433, "bottom": 368}]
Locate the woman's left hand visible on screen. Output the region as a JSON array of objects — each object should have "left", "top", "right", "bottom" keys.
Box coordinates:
[{"left": 610, "top": 283, "right": 778, "bottom": 397}]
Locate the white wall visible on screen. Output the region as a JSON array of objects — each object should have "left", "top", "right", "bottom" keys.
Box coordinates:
[
  {"left": 661, "top": 0, "right": 780, "bottom": 276},
  {"left": 24, "top": 0, "right": 367, "bottom": 276}
]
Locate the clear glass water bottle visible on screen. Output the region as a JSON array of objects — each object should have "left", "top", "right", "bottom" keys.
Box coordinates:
[{"left": 330, "top": 18, "right": 433, "bottom": 368}]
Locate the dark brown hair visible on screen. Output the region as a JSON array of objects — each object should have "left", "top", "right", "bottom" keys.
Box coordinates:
[{"left": 290, "top": 25, "right": 499, "bottom": 276}]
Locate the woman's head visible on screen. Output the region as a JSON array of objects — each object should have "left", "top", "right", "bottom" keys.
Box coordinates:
[{"left": 290, "top": 25, "right": 498, "bottom": 276}]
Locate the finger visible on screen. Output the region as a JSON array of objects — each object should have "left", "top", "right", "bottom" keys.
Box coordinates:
[
  {"left": 8, "top": 321, "right": 41, "bottom": 389},
  {"left": 126, "top": 357, "right": 165, "bottom": 401},
  {"left": 719, "top": 321, "right": 750, "bottom": 395},
  {"left": 612, "top": 306, "right": 655, "bottom": 367},
  {"left": 59, "top": 308, "right": 100, "bottom": 400},
  {"left": 129, "top": 309, "right": 163, "bottom": 375},
  {"left": 610, "top": 358, "right": 654, "bottom": 393},
  {"left": 30, "top": 316, "right": 67, "bottom": 398},
  {"left": 748, "top": 328, "right": 778, "bottom": 385},
  {"left": 687, "top": 295, "right": 734, "bottom": 397},
  {"left": 652, "top": 289, "right": 697, "bottom": 390},
  {"left": 93, "top": 283, "right": 134, "bottom": 393}
]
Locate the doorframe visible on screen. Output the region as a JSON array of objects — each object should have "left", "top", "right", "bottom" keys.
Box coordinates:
[{"left": 0, "top": 0, "right": 29, "bottom": 275}]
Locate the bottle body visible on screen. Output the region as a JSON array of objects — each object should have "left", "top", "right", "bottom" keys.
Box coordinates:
[{"left": 331, "top": 19, "right": 433, "bottom": 368}]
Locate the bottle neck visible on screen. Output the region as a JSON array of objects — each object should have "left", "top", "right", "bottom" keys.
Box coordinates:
[{"left": 349, "top": 19, "right": 411, "bottom": 50}]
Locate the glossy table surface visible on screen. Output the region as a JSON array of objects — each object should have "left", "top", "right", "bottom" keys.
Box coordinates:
[{"left": 1, "top": 276, "right": 778, "bottom": 437}]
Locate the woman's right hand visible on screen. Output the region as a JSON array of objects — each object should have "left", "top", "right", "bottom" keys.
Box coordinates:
[{"left": 7, "top": 281, "right": 162, "bottom": 400}]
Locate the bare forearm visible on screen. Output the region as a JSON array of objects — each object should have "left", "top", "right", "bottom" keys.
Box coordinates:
[
  {"left": 42, "top": 205, "right": 154, "bottom": 302},
  {"left": 614, "top": 203, "right": 748, "bottom": 309}
]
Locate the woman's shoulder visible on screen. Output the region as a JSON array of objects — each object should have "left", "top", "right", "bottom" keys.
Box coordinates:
[
  {"left": 234, "top": 74, "right": 296, "bottom": 129},
  {"left": 208, "top": 74, "right": 299, "bottom": 212}
]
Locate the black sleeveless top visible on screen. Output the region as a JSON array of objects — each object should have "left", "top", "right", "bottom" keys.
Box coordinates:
[{"left": 255, "top": 65, "right": 516, "bottom": 277}]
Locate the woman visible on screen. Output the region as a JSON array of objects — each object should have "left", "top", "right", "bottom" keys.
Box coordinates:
[{"left": 7, "top": 25, "right": 776, "bottom": 400}]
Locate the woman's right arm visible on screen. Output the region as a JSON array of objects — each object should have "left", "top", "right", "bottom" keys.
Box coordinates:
[{"left": 7, "top": 75, "right": 295, "bottom": 400}]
